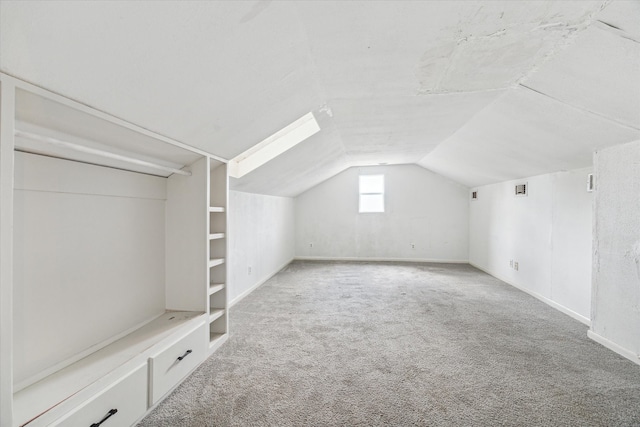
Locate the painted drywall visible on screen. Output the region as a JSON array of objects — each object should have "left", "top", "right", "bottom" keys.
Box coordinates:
[
  {"left": 420, "top": 87, "right": 639, "bottom": 188},
  {"left": 12, "top": 152, "right": 166, "bottom": 388},
  {"left": 228, "top": 190, "right": 295, "bottom": 305},
  {"left": 5, "top": 2, "right": 637, "bottom": 198},
  {"left": 469, "top": 168, "right": 593, "bottom": 323},
  {"left": 590, "top": 140, "right": 640, "bottom": 364},
  {"left": 295, "top": 164, "right": 469, "bottom": 262}
]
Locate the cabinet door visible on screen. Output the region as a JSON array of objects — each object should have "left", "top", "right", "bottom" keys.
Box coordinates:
[
  {"left": 148, "top": 323, "right": 206, "bottom": 405},
  {"left": 50, "top": 364, "right": 147, "bottom": 427}
]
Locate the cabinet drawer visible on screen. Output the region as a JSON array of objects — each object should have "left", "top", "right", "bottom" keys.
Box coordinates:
[
  {"left": 149, "top": 322, "right": 206, "bottom": 405},
  {"left": 51, "top": 364, "right": 147, "bottom": 427}
]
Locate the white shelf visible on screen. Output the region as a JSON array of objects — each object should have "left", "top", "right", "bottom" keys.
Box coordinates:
[
  {"left": 208, "top": 162, "right": 228, "bottom": 352},
  {"left": 12, "top": 311, "right": 205, "bottom": 427},
  {"left": 209, "top": 308, "right": 225, "bottom": 323},
  {"left": 208, "top": 258, "right": 225, "bottom": 268},
  {"left": 209, "top": 333, "right": 225, "bottom": 347},
  {"left": 208, "top": 283, "right": 225, "bottom": 295}
]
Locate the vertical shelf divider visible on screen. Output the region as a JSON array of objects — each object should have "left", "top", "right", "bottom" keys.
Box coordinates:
[
  {"left": 208, "top": 161, "right": 229, "bottom": 351},
  {"left": 0, "top": 75, "right": 16, "bottom": 427}
]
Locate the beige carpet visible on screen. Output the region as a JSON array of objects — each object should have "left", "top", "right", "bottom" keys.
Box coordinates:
[{"left": 139, "top": 261, "right": 640, "bottom": 426}]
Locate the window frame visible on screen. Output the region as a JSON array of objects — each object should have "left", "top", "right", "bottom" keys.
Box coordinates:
[{"left": 358, "top": 174, "right": 385, "bottom": 213}]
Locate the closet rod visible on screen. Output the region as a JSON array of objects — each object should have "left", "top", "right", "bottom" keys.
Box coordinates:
[{"left": 14, "top": 129, "right": 192, "bottom": 176}]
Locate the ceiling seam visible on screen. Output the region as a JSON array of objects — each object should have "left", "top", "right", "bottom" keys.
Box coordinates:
[
  {"left": 519, "top": 84, "right": 640, "bottom": 132},
  {"left": 593, "top": 20, "right": 640, "bottom": 44},
  {"left": 515, "top": 0, "right": 614, "bottom": 88}
]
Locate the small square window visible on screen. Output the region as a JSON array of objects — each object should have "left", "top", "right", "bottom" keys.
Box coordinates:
[{"left": 359, "top": 175, "right": 384, "bottom": 213}]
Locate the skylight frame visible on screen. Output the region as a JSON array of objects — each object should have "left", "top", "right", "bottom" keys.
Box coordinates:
[{"left": 228, "top": 112, "right": 320, "bottom": 179}]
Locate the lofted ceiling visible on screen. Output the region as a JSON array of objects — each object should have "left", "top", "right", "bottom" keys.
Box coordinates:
[{"left": 1, "top": 1, "right": 639, "bottom": 196}]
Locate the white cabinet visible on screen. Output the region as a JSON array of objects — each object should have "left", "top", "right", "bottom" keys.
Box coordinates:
[
  {"left": 149, "top": 322, "right": 207, "bottom": 405},
  {"left": 50, "top": 364, "right": 147, "bottom": 427},
  {"left": 0, "top": 74, "right": 230, "bottom": 426}
]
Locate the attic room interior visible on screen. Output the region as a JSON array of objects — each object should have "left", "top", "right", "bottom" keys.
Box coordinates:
[{"left": 0, "top": 0, "right": 639, "bottom": 426}]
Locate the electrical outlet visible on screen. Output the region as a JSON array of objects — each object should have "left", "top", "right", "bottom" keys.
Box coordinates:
[
  {"left": 510, "top": 259, "right": 513, "bottom": 268},
  {"left": 248, "top": 266, "right": 252, "bottom": 275},
  {"left": 309, "top": 243, "right": 313, "bottom": 248},
  {"left": 411, "top": 243, "right": 415, "bottom": 249},
  {"left": 514, "top": 262, "right": 519, "bottom": 271}
]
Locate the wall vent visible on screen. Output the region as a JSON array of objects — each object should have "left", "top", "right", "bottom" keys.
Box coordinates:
[
  {"left": 587, "top": 173, "right": 594, "bottom": 192},
  {"left": 515, "top": 183, "right": 527, "bottom": 196},
  {"left": 471, "top": 191, "right": 478, "bottom": 200}
]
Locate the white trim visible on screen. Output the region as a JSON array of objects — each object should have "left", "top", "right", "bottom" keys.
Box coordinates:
[
  {"left": 0, "top": 75, "right": 16, "bottom": 427},
  {"left": 229, "top": 258, "right": 294, "bottom": 308},
  {"left": 295, "top": 256, "right": 469, "bottom": 264},
  {"left": 469, "top": 262, "right": 591, "bottom": 326},
  {"left": 228, "top": 112, "right": 319, "bottom": 178},
  {"left": 587, "top": 330, "right": 640, "bottom": 366}
]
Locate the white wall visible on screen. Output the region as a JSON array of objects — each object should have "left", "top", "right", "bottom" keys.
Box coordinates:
[
  {"left": 469, "top": 168, "right": 593, "bottom": 323},
  {"left": 295, "top": 164, "right": 469, "bottom": 262},
  {"left": 12, "top": 152, "right": 166, "bottom": 387},
  {"left": 228, "top": 190, "right": 295, "bottom": 305},
  {"left": 589, "top": 140, "right": 640, "bottom": 365}
]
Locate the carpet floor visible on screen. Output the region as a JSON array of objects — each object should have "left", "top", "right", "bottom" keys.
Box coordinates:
[{"left": 138, "top": 261, "right": 640, "bottom": 426}]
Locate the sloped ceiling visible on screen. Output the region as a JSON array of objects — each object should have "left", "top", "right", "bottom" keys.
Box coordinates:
[{"left": 1, "top": 1, "right": 638, "bottom": 196}]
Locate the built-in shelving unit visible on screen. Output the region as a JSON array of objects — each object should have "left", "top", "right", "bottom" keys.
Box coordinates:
[
  {"left": 208, "top": 161, "right": 229, "bottom": 350},
  {"left": 0, "top": 74, "right": 230, "bottom": 427},
  {"left": 13, "top": 312, "right": 204, "bottom": 426}
]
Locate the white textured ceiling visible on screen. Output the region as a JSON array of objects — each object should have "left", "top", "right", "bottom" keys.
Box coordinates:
[{"left": 1, "top": 1, "right": 639, "bottom": 196}]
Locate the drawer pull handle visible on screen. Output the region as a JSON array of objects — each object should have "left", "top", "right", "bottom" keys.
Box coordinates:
[
  {"left": 177, "top": 349, "right": 193, "bottom": 361},
  {"left": 90, "top": 408, "right": 117, "bottom": 427}
]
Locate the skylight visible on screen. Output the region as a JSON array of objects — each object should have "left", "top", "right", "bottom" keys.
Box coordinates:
[{"left": 228, "top": 112, "right": 320, "bottom": 179}]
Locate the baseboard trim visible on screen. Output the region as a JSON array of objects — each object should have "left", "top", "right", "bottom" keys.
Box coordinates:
[
  {"left": 229, "top": 258, "right": 294, "bottom": 308},
  {"left": 294, "top": 256, "right": 469, "bottom": 264},
  {"left": 469, "top": 262, "right": 591, "bottom": 327},
  {"left": 587, "top": 330, "right": 640, "bottom": 366}
]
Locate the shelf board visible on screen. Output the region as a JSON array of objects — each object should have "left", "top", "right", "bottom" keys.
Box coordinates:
[
  {"left": 209, "top": 333, "right": 226, "bottom": 348},
  {"left": 209, "top": 206, "right": 225, "bottom": 213},
  {"left": 209, "top": 308, "right": 225, "bottom": 323},
  {"left": 208, "top": 258, "right": 225, "bottom": 268},
  {"left": 209, "top": 232, "right": 225, "bottom": 240},
  {"left": 208, "top": 283, "right": 225, "bottom": 295}
]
